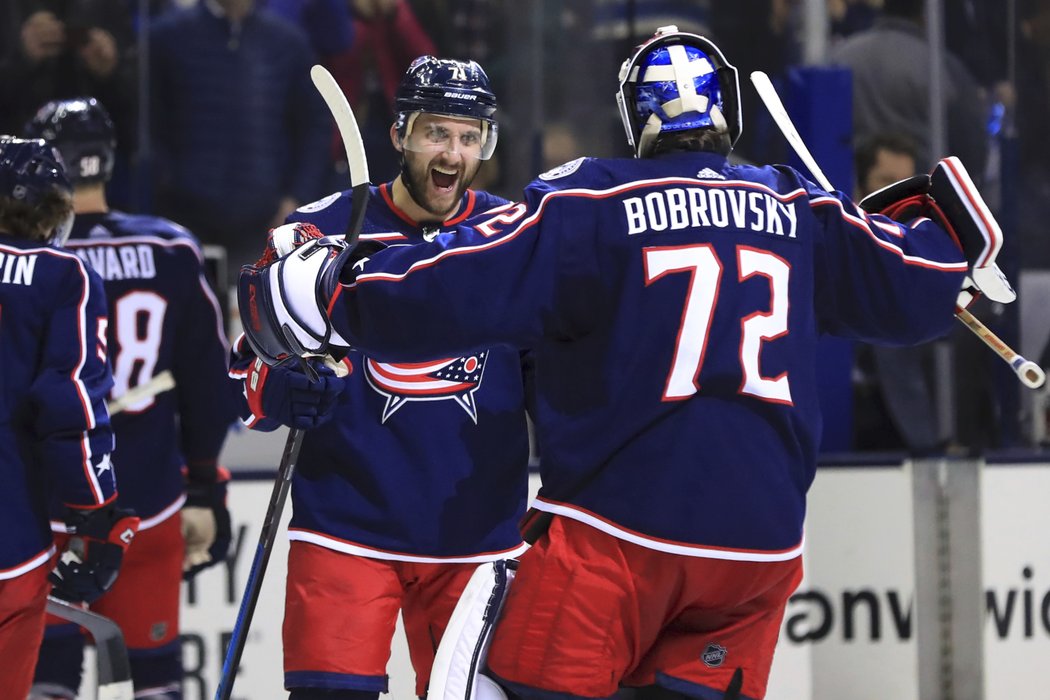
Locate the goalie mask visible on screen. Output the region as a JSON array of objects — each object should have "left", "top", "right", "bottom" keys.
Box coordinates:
[
  {"left": 0, "top": 136, "right": 74, "bottom": 244},
  {"left": 395, "top": 56, "right": 499, "bottom": 161},
  {"left": 617, "top": 26, "right": 742, "bottom": 158},
  {"left": 24, "top": 97, "right": 116, "bottom": 185}
]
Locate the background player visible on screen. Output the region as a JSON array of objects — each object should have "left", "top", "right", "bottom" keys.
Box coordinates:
[
  {"left": 0, "top": 136, "right": 138, "bottom": 697},
  {"left": 24, "top": 98, "right": 238, "bottom": 700},
  {"left": 241, "top": 27, "right": 1014, "bottom": 700},
  {"left": 229, "top": 56, "right": 532, "bottom": 700}
]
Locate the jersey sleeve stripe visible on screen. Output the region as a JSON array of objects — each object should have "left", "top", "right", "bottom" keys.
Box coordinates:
[{"left": 810, "top": 197, "right": 968, "bottom": 272}]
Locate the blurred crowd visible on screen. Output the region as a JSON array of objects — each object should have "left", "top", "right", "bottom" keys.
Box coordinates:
[{"left": 2, "top": 0, "right": 1049, "bottom": 451}]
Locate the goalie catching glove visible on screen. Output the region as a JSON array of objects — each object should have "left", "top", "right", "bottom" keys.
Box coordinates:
[
  {"left": 50, "top": 503, "right": 140, "bottom": 604},
  {"left": 181, "top": 466, "right": 232, "bottom": 580},
  {"left": 859, "top": 156, "right": 1015, "bottom": 307}
]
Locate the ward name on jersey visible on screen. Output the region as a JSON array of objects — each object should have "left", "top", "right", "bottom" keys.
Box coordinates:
[
  {"left": 232, "top": 182, "right": 531, "bottom": 561},
  {"left": 62, "top": 212, "right": 235, "bottom": 526},
  {"left": 75, "top": 243, "right": 157, "bottom": 281},
  {"left": 328, "top": 152, "right": 968, "bottom": 561}
]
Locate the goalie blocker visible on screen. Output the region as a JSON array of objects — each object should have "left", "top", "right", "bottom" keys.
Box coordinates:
[{"left": 859, "top": 156, "right": 1015, "bottom": 306}]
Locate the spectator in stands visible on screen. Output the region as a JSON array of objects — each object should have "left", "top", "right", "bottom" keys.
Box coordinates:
[
  {"left": 149, "top": 0, "right": 331, "bottom": 278},
  {"left": 325, "top": 0, "right": 436, "bottom": 184},
  {"left": 264, "top": 0, "right": 354, "bottom": 59},
  {"left": 829, "top": 0, "right": 988, "bottom": 175},
  {"left": 0, "top": 0, "right": 137, "bottom": 207},
  {"left": 852, "top": 132, "right": 946, "bottom": 455}
]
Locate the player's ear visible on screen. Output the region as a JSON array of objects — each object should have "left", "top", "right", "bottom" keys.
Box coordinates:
[{"left": 390, "top": 123, "right": 403, "bottom": 153}]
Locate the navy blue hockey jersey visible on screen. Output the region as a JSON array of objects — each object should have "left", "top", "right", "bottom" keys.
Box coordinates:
[
  {"left": 63, "top": 212, "right": 236, "bottom": 527},
  {"left": 0, "top": 237, "right": 115, "bottom": 576},
  {"left": 328, "top": 153, "right": 968, "bottom": 561},
  {"left": 233, "top": 182, "right": 531, "bottom": 560}
]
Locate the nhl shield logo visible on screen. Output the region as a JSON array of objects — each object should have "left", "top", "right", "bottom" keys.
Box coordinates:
[{"left": 701, "top": 642, "right": 727, "bottom": 668}]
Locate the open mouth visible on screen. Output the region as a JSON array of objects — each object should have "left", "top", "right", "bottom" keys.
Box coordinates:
[{"left": 431, "top": 167, "right": 458, "bottom": 191}]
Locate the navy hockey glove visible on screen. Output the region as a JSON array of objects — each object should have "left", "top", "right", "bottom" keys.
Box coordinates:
[
  {"left": 50, "top": 503, "right": 140, "bottom": 604},
  {"left": 859, "top": 157, "right": 1015, "bottom": 306},
  {"left": 244, "top": 356, "right": 347, "bottom": 429},
  {"left": 181, "top": 466, "right": 232, "bottom": 580}
]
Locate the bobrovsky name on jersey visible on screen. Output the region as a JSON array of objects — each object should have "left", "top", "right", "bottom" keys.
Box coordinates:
[
  {"left": 624, "top": 186, "right": 798, "bottom": 239},
  {"left": 75, "top": 244, "right": 157, "bottom": 281}
]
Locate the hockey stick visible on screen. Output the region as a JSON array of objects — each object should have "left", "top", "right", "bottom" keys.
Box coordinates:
[
  {"left": 750, "top": 70, "right": 1045, "bottom": 389},
  {"left": 106, "top": 370, "right": 176, "bottom": 416},
  {"left": 46, "top": 596, "right": 134, "bottom": 700},
  {"left": 215, "top": 65, "right": 370, "bottom": 700}
]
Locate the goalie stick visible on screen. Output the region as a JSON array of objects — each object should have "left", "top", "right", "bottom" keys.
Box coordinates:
[
  {"left": 215, "top": 64, "right": 371, "bottom": 700},
  {"left": 750, "top": 70, "right": 1045, "bottom": 389},
  {"left": 46, "top": 596, "right": 133, "bottom": 700}
]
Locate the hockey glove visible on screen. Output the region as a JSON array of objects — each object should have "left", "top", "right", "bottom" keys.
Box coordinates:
[
  {"left": 859, "top": 157, "right": 1015, "bottom": 307},
  {"left": 244, "top": 355, "right": 347, "bottom": 429},
  {"left": 50, "top": 503, "right": 140, "bottom": 604},
  {"left": 238, "top": 223, "right": 349, "bottom": 366},
  {"left": 238, "top": 222, "right": 384, "bottom": 367},
  {"left": 181, "top": 466, "right": 232, "bottom": 580}
]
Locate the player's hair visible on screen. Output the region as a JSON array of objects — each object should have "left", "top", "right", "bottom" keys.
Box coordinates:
[
  {"left": 651, "top": 128, "right": 733, "bottom": 157},
  {"left": 0, "top": 188, "right": 73, "bottom": 241},
  {"left": 854, "top": 132, "right": 918, "bottom": 182},
  {"left": 883, "top": 0, "right": 924, "bottom": 20}
]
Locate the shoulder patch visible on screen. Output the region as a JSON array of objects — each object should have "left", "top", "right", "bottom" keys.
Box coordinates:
[
  {"left": 539, "top": 157, "right": 586, "bottom": 181},
  {"left": 297, "top": 192, "right": 342, "bottom": 213}
]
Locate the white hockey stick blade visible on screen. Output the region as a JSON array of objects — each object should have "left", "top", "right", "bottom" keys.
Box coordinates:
[
  {"left": 46, "top": 596, "right": 134, "bottom": 700},
  {"left": 750, "top": 71, "right": 835, "bottom": 192},
  {"left": 106, "top": 369, "right": 175, "bottom": 416},
  {"left": 310, "top": 65, "right": 369, "bottom": 187}
]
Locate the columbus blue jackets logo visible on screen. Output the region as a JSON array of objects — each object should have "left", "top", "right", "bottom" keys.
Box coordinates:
[
  {"left": 364, "top": 352, "right": 488, "bottom": 423},
  {"left": 701, "top": 642, "right": 727, "bottom": 668}
]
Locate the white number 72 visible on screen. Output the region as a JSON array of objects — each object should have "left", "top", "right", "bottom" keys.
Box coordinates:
[{"left": 643, "top": 244, "right": 792, "bottom": 404}]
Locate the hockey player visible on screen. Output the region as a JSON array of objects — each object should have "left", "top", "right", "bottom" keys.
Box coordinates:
[
  {"left": 229, "top": 57, "right": 531, "bottom": 700},
  {"left": 0, "top": 136, "right": 138, "bottom": 697},
  {"left": 239, "top": 27, "right": 1017, "bottom": 700},
  {"left": 24, "top": 98, "right": 237, "bottom": 700}
]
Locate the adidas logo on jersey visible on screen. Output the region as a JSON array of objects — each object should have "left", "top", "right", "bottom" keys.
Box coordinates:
[{"left": 696, "top": 168, "right": 725, "bottom": 180}]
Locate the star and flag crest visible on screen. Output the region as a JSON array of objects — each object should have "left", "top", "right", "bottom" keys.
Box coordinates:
[{"left": 364, "top": 352, "right": 488, "bottom": 422}]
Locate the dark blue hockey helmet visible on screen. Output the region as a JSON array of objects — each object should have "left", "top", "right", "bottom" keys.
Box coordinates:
[
  {"left": 0, "top": 136, "right": 74, "bottom": 243},
  {"left": 24, "top": 97, "right": 116, "bottom": 184},
  {"left": 394, "top": 56, "right": 499, "bottom": 160},
  {"left": 617, "top": 26, "right": 742, "bottom": 158}
]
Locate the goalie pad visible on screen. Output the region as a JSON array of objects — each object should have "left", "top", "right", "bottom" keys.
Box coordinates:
[
  {"left": 429, "top": 560, "right": 517, "bottom": 700},
  {"left": 859, "top": 157, "right": 1015, "bottom": 304},
  {"left": 237, "top": 236, "right": 349, "bottom": 367}
]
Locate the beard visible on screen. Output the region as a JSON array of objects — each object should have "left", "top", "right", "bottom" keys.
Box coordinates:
[{"left": 400, "top": 152, "right": 481, "bottom": 221}]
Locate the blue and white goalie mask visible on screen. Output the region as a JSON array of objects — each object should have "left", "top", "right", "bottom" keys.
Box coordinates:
[{"left": 617, "top": 25, "right": 742, "bottom": 158}]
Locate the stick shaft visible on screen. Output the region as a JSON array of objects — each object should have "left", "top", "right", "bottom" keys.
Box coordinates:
[
  {"left": 956, "top": 308, "right": 1046, "bottom": 388},
  {"left": 215, "top": 427, "right": 302, "bottom": 700}
]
